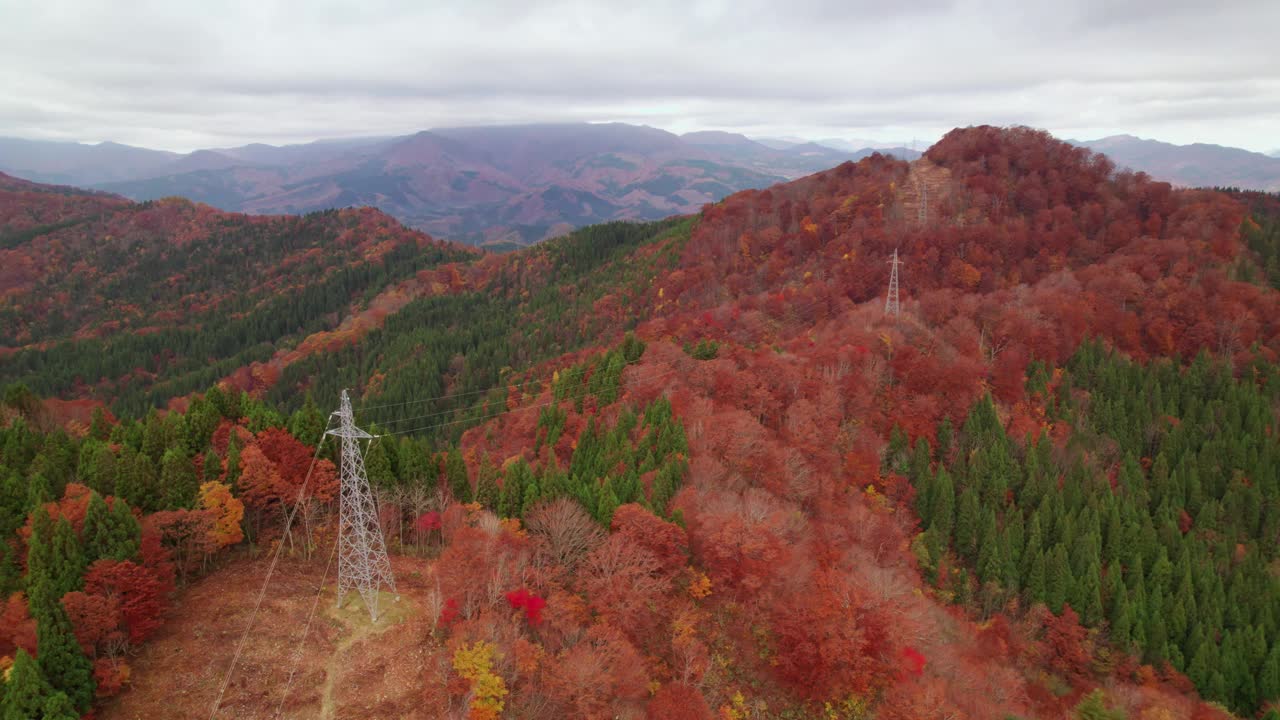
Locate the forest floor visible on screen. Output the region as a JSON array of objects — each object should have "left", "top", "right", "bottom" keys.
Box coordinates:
[{"left": 99, "top": 554, "right": 443, "bottom": 720}]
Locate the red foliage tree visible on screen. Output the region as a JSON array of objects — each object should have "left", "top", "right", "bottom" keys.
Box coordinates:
[
  {"left": 646, "top": 682, "right": 713, "bottom": 720},
  {"left": 769, "top": 569, "right": 893, "bottom": 701},
  {"left": 84, "top": 559, "right": 167, "bottom": 646},
  {"left": 0, "top": 592, "right": 38, "bottom": 657}
]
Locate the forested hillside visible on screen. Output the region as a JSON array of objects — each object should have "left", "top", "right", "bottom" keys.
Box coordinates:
[
  {"left": 0, "top": 177, "right": 474, "bottom": 415},
  {"left": 2, "top": 127, "right": 1280, "bottom": 719}
]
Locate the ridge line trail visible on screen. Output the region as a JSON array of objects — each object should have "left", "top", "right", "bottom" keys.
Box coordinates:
[{"left": 895, "top": 158, "right": 952, "bottom": 227}]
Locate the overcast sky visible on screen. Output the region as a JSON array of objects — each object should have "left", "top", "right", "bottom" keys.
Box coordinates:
[{"left": 1, "top": 0, "right": 1277, "bottom": 153}]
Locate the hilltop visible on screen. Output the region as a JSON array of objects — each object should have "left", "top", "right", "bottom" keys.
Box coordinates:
[{"left": 2, "top": 126, "right": 1280, "bottom": 719}]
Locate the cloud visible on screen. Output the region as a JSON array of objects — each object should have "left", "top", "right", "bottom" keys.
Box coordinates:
[{"left": 0, "top": 0, "right": 1276, "bottom": 151}]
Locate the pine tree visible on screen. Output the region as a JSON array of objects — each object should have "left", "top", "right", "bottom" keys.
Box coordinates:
[
  {"left": 35, "top": 602, "right": 95, "bottom": 712},
  {"left": 1075, "top": 559, "right": 1103, "bottom": 626},
  {"left": 40, "top": 692, "right": 78, "bottom": 720},
  {"left": 1045, "top": 544, "right": 1073, "bottom": 614},
  {"left": 1, "top": 649, "right": 56, "bottom": 720},
  {"left": 928, "top": 469, "right": 955, "bottom": 541},
  {"left": 1025, "top": 550, "right": 1046, "bottom": 604},
  {"left": 48, "top": 517, "right": 85, "bottom": 599},
  {"left": 596, "top": 480, "right": 620, "bottom": 526},
  {"left": 955, "top": 487, "right": 980, "bottom": 562},
  {"left": 445, "top": 448, "right": 471, "bottom": 503},
  {"left": 159, "top": 447, "right": 198, "bottom": 509},
  {"left": 364, "top": 439, "right": 395, "bottom": 489},
  {"left": 224, "top": 427, "right": 240, "bottom": 489},
  {"left": 82, "top": 491, "right": 113, "bottom": 564},
  {"left": 936, "top": 417, "right": 953, "bottom": 463},
  {"left": 499, "top": 462, "right": 529, "bottom": 519},
  {"left": 88, "top": 407, "right": 111, "bottom": 441},
  {"left": 288, "top": 394, "right": 327, "bottom": 447},
  {"left": 106, "top": 498, "right": 142, "bottom": 561},
  {"left": 475, "top": 458, "right": 500, "bottom": 510}
]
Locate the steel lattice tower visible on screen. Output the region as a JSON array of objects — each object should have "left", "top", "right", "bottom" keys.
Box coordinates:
[
  {"left": 885, "top": 248, "right": 903, "bottom": 317},
  {"left": 327, "top": 390, "right": 396, "bottom": 621}
]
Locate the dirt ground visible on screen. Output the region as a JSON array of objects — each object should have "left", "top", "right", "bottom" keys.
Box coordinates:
[{"left": 99, "top": 554, "right": 442, "bottom": 720}]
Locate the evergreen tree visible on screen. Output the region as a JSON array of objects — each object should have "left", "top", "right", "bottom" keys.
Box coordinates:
[
  {"left": 105, "top": 498, "right": 142, "bottom": 561},
  {"left": 928, "top": 469, "right": 955, "bottom": 540},
  {"left": 82, "top": 490, "right": 113, "bottom": 565},
  {"left": 499, "top": 462, "right": 530, "bottom": 519},
  {"left": 40, "top": 692, "right": 79, "bottom": 720},
  {"left": 88, "top": 406, "right": 111, "bottom": 441},
  {"left": 364, "top": 439, "right": 395, "bottom": 489},
  {"left": 596, "top": 480, "right": 620, "bottom": 526},
  {"left": 445, "top": 448, "right": 471, "bottom": 503},
  {"left": 954, "top": 487, "right": 980, "bottom": 562},
  {"left": 1075, "top": 559, "right": 1103, "bottom": 626},
  {"left": 1025, "top": 550, "right": 1046, "bottom": 605},
  {"left": 1045, "top": 544, "right": 1073, "bottom": 614},
  {"left": 48, "top": 517, "right": 85, "bottom": 599},
  {"left": 475, "top": 458, "right": 500, "bottom": 510},
  {"left": 35, "top": 602, "right": 95, "bottom": 712},
  {"left": 159, "top": 447, "right": 198, "bottom": 509},
  {"left": 288, "top": 394, "right": 327, "bottom": 446},
  {"left": 1, "top": 649, "right": 56, "bottom": 720}
]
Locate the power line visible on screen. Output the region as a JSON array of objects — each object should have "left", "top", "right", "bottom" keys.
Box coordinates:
[{"left": 208, "top": 420, "right": 332, "bottom": 720}]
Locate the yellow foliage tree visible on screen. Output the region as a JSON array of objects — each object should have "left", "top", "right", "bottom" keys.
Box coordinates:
[
  {"left": 452, "top": 641, "right": 508, "bottom": 720},
  {"left": 198, "top": 481, "right": 245, "bottom": 549}
]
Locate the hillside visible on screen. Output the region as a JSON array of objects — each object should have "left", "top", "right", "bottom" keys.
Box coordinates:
[
  {"left": 0, "top": 174, "right": 475, "bottom": 415},
  {"left": 2, "top": 126, "right": 1280, "bottom": 719}
]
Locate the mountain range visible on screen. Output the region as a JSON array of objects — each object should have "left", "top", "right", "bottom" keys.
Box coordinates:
[
  {"left": 1073, "top": 134, "right": 1280, "bottom": 192},
  {"left": 0, "top": 125, "right": 917, "bottom": 247}
]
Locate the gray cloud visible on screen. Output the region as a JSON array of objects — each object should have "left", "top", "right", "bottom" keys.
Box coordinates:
[{"left": 0, "top": 0, "right": 1276, "bottom": 151}]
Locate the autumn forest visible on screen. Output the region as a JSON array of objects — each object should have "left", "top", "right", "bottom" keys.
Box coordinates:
[{"left": 1, "top": 126, "right": 1280, "bottom": 719}]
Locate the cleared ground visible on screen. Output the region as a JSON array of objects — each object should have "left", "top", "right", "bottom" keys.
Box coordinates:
[{"left": 100, "top": 555, "right": 440, "bottom": 720}]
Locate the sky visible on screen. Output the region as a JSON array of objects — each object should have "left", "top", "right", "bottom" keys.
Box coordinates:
[{"left": 0, "top": 0, "right": 1278, "bottom": 153}]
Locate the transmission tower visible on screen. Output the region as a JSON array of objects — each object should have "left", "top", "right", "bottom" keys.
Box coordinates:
[
  {"left": 327, "top": 390, "right": 396, "bottom": 621},
  {"left": 885, "top": 248, "right": 903, "bottom": 317}
]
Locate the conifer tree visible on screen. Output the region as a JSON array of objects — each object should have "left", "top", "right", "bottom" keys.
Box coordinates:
[
  {"left": 364, "top": 439, "right": 395, "bottom": 489},
  {"left": 288, "top": 394, "right": 327, "bottom": 447},
  {"left": 159, "top": 447, "right": 198, "bottom": 509},
  {"left": 48, "top": 517, "right": 85, "bottom": 599},
  {"left": 596, "top": 480, "right": 620, "bottom": 526},
  {"left": 1, "top": 649, "right": 56, "bottom": 720},
  {"left": 1045, "top": 544, "right": 1073, "bottom": 614},
  {"left": 954, "top": 488, "right": 980, "bottom": 562},
  {"left": 82, "top": 490, "right": 113, "bottom": 564},
  {"left": 475, "top": 458, "right": 500, "bottom": 510},
  {"left": 106, "top": 498, "right": 142, "bottom": 561},
  {"left": 40, "top": 692, "right": 79, "bottom": 720},
  {"left": 35, "top": 602, "right": 95, "bottom": 712},
  {"left": 928, "top": 469, "right": 955, "bottom": 540},
  {"left": 1025, "top": 550, "right": 1046, "bottom": 605},
  {"left": 445, "top": 448, "right": 471, "bottom": 503}
]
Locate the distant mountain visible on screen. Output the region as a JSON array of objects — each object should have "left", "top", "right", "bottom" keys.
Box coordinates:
[
  {"left": 0, "top": 137, "right": 179, "bottom": 185},
  {"left": 1269, "top": 149, "right": 1280, "bottom": 159},
  {"left": 1, "top": 125, "right": 916, "bottom": 247},
  {"left": 1073, "top": 134, "right": 1280, "bottom": 191}
]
